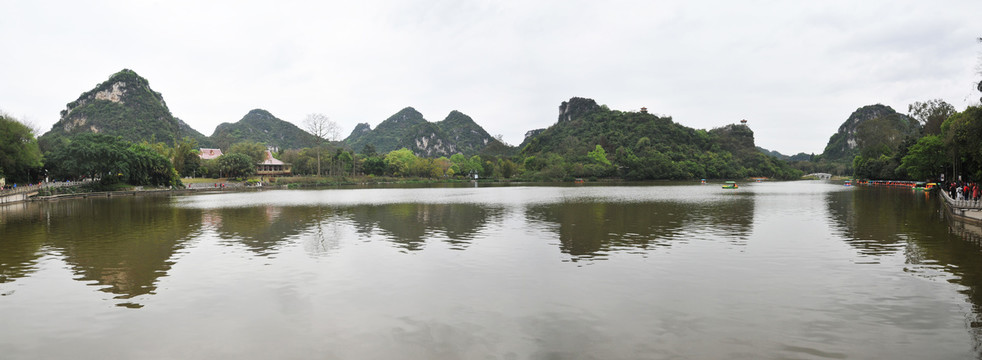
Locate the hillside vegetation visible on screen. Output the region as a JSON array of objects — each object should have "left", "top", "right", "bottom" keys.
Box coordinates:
[
  {"left": 35, "top": 69, "right": 982, "bottom": 186},
  {"left": 38, "top": 69, "right": 208, "bottom": 152},
  {"left": 519, "top": 97, "right": 802, "bottom": 180},
  {"left": 210, "top": 109, "right": 321, "bottom": 151},
  {"left": 344, "top": 108, "right": 504, "bottom": 157}
]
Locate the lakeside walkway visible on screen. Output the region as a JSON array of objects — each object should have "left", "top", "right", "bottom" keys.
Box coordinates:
[
  {"left": 0, "top": 180, "right": 89, "bottom": 204},
  {"left": 940, "top": 188, "right": 982, "bottom": 224},
  {"left": 0, "top": 180, "right": 282, "bottom": 206}
]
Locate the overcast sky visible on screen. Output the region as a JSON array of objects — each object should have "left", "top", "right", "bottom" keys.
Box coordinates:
[{"left": 3, "top": 1, "right": 981, "bottom": 155}]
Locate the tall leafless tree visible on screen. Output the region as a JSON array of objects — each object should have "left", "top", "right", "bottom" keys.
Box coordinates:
[{"left": 303, "top": 113, "right": 340, "bottom": 176}]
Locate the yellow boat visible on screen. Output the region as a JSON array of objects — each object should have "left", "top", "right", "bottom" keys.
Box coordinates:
[{"left": 722, "top": 181, "right": 738, "bottom": 189}]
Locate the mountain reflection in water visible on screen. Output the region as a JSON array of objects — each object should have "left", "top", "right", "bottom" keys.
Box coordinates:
[
  {"left": 526, "top": 197, "right": 753, "bottom": 260},
  {"left": 3, "top": 184, "right": 982, "bottom": 359},
  {"left": 0, "top": 196, "right": 201, "bottom": 307}
]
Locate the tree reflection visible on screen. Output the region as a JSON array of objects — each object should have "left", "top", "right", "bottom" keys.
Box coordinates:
[
  {"left": 827, "top": 187, "right": 982, "bottom": 355},
  {"left": 0, "top": 203, "right": 50, "bottom": 287},
  {"left": 43, "top": 196, "right": 201, "bottom": 306},
  {"left": 209, "top": 206, "right": 326, "bottom": 255},
  {"left": 931, "top": 210, "right": 982, "bottom": 350},
  {"left": 526, "top": 198, "right": 754, "bottom": 261},
  {"left": 825, "top": 188, "right": 940, "bottom": 258},
  {"left": 346, "top": 203, "right": 502, "bottom": 251}
]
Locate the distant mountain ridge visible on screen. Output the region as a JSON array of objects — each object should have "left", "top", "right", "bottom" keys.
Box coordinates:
[
  {"left": 36, "top": 70, "right": 331, "bottom": 153},
  {"left": 210, "top": 109, "right": 321, "bottom": 151},
  {"left": 39, "top": 69, "right": 891, "bottom": 177},
  {"left": 344, "top": 107, "right": 503, "bottom": 157},
  {"left": 758, "top": 147, "right": 813, "bottom": 162}
]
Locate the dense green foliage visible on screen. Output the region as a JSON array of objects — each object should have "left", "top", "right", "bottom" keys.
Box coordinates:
[
  {"left": 942, "top": 106, "right": 982, "bottom": 180},
  {"left": 216, "top": 153, "right": 255, "bottom": 179},
  {"left": 210, "top": 109, "right": 320, "bottom": 151},
  {"left": 38, "top": 69, "right": 208, "bottom": 152},
  {"left": 0, "top": 113, "right": 42, "bottom": 183},
  {"left": 848, "top": 109, "right": 922, "bottom": 180},
  {"left": 171, "top": 138, "right": 201, "bottom": 177},
  {"left": 44, "top": 133, "right": 180, "bottom": 187},
  {"left": 228, "top": 141, "right": 267, "bottom": 164},
  {"left": 821, "top": 96, "right": 980, "bottom": 182},
  {"left": 898, "top": 135, "right": 945, "bottom": 180}
]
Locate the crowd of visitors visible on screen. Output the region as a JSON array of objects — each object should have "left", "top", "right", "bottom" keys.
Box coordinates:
[{"left": 944, "top": 181, "right": 981, "bottom": 201}]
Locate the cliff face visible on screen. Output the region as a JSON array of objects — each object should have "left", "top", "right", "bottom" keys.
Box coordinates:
[
  {"left": 557, "top": 97, "right": 601, "bottom": 123},
  {"left": 39, "top": 69, "right": 206, "bottom": 150}
]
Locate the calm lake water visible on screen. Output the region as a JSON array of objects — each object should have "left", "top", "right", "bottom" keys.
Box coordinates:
[{"left": 2, "top": 181, "right": 982, "bottom": 359}]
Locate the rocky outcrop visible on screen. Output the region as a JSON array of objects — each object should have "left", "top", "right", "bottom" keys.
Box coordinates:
[{"left": 557, "top": 97, "right": 601, "bottom": 123}]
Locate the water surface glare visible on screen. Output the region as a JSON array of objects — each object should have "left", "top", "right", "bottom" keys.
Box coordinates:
[{"left": 2, "top": 181, "right": 981, "bottom": 359}]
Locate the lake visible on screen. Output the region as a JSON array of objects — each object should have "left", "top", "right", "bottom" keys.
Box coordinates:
[{"left": 1, "top": 181, "right": 981, "bottom": 359}]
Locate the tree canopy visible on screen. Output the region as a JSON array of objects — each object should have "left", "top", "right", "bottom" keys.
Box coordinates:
[
  {"left": 45, "top": 133, "right": 180, "bottom": 187},
  {"left": 0, "top": 113, "right": 42, "bottom": 183}
]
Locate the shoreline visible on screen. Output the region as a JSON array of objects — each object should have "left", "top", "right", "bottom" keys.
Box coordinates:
[{"left": 5, "top": 177, "right": 833, "bottom": 206}]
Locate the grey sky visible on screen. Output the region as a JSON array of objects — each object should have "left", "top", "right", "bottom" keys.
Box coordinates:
[{"left": 3, "top": 1, "right": 980, "bottom": 155}]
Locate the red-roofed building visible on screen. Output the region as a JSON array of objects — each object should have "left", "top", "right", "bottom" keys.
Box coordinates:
[
  {"left": 257, "top": 150, "right": 291, "bottom": 176},
  {"left": 199, "top": 148, "right": 223, "bottom": 160}
]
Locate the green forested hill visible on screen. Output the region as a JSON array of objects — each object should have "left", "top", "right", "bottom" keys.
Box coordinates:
[
  {"left": 38, "top": 69, "right": 207, "bottom": 151},
  {"left": 435, "top": 111, "right": 499, "bottom": 155},
  {"left": 521, "top": 97, "right": 711, "bottom": 158},
  {"left": 520, "top": 97, "right": 801, "bottom": 180},
  {"left": 344, "top": 107, "right": 427, "bottom": 154},
  {"left": 344, "top": 107, "right": 505, "bottom": 156},
  {"left": 821, "top": 104, "right": 918, "bottom": 162},
  {"left": 210, "top": 109, "right": 321, "bottom": 151}
]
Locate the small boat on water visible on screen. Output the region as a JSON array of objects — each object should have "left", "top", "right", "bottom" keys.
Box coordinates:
[
  {"left": 844, "top": 180, "right": 852, "bottom": 186},
  {"left": 701, "top": 179, "right": 707, "bottom": 184},
  {"left": 912, "top": 181, "right": 927, "bottom": 191},
  {"left": 722, "top": 181, "right": 738, "bottom": 189}
]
